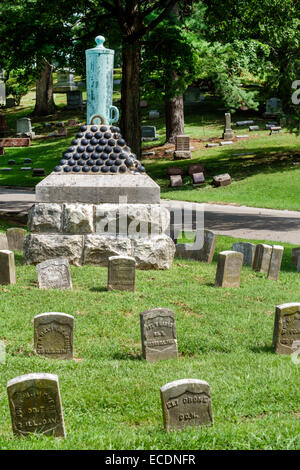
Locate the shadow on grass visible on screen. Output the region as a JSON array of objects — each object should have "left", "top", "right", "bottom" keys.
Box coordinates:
[
  {"left": 89, "top": 286, "right": 108, "bottom": 293},
  {"left": 250, "top": 344, "right": 274, "bottom": 354},
  {"left": 112, "top": 352, "right": 142, "bottom": 361}
]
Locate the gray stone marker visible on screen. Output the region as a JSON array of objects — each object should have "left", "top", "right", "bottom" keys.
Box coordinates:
[
  {"left": 107, "top": 255, "right": 135, "bottom": 291},
  {"left": 170, "top": 175, "right": 182, "bottom": 188},
  {"left": 249, "top": 125, "right": 260, "bottom": 131},
  {"left": 253, "top": 244, "right": 272, "bottom": 273},
  {"left": 176, "top": 229, "right": 217, "bottom": 263},
  {"left": 141, "top": 126, "right": 157, "bottom": 141},
  {"left": 219, "top": 140, "right": 234, "bottom": 146},
  {"left": 291, "top": 247, "right": 300, "bottom": 267},
  {"left": 160, "top": 379, "right": 213, "bottom": 431},
  {"left": 272, "top": 303, "right": 300, "bottom": 354},
  {"left": 34, "top": 312, "right": 74, "bottom": 359},
  {"left": 7, "top": 373, "right": 65, "bottom": 437},
  {"left": 192, "top": 172, "right": 205, "bottom": 186},
  {"left": 223, "top": 112, "right": 234, "bottom": 140},
  {"left": 0, "top": 250, "right": 16, "bottom": 285},
  {"left": 16, "top": 117, "right": 35, "bottom": 139},
  {"left": 267, "top": 245, "right": 284, "bottom": 281},
  {"left": 212, "top": 173, "right": 231, "bottom": 187},
  {"left": 36, "top": 258, "right": 72, "bottom": 290},
  {"left": 265, "top": 97, "right": 282, "bottom": 115},
  {"left": 232, "top": 242, "right": 256, "bottom": 267},
  {"left": 140, "top": 308, "right": 178, "bottom": 362},
  {"left": 215, "top": 250, "right": 243, "bottom": 288},
  {"left": 6, "top": 228, "right": 26, "bottom": 251},
  {"left": 0, "top": 233, "right": 8, "bottom": 250},
  {"left": 236, "top": 120, "right": 254, "bottom": 126}
]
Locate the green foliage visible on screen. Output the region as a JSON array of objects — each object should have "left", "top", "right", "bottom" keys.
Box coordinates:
[{"left": 5, "top": 70, "right": 32, "bottom": 106}]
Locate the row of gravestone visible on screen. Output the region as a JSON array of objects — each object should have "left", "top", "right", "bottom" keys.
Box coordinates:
[
  {"left": 5, "top": 299, "right": 299, "bottom": 438},
  {"left": 175, "top": 231, "right": 284, "bottom": 284},
  {"left": 0, "top": 228, "right": 26, "bottom": 251}
]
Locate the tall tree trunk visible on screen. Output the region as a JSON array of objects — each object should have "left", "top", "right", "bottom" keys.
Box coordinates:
[
  {"left": 120, "top": 40, "right": 141, "bottom": 158},
  {"left": 33, "top": 58, "right": 56, "bottom": 116},
  {"left": 165, "top": 71, "right": 184, "bottom": 143}
]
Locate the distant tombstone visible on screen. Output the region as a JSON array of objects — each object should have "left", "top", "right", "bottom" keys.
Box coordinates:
[
  {"left": 266, "top": 122, "right": 278, "bottom": 130},
  {"left": 113, "top": 79, "right": 121, "bottom": 85},
  {"left": 5, "top": 97, "right": 16, "bottom": 108},
  {"left": 265, "top": 97, "right": 282, "bottom": 115},
  {"left": 21, "top": 167, "right": 32, "bottom": 171},
  {"left": 205, "top": 143, "right": 218, "bottom": 148},
  {"left": 174, "top": 135, "right": 191, "bottom": 160},
  {"left": 140, "top": 308, "right": 178, "bottom": 362},
  {"left": 268, "top": 245, "right": 284, "bottom": 281},
  {"left": 66, "top": 90, "right": 83, "bottom": 110},
  {"left": 215, "top": 251, "right": 243, "bottom": 288},
  {"left": 270, "top": 126, "right": 282, "bottom": 135},
  {"left": 176, "top": 229, "right": 217, "bottom": 263},
  {"left": 236, "top": 135, "right": 249, "bottom": 139},
  {"left": 272, "top": 303, "right": 300, "bottom": 354},
  {"left": 0, "top": 146, "right": 5, "bottom": 155},
  {"left": 170, "top": 175, "right": 182, "bottom": 188},
  {"left": 36, "top": 258, "right": 72, "bottom": 290},
  {"left": 291, "top": 247, "right": 300, "bottom": 267},
  {"left": 107, "top": 255, "right": 135, "bottom": 291},
  {"left": 67, "top": 119, "right": 77, "bottom": 127},
  {"left": 54, "top": 72, "right": 78, "bottom": 92},
  {"left": 1, "top": 168, "right": 12, "bottom": 172},
  {"left": 212, "top": 174, "right": 231, "bottom": 187},
  {"left": 236, "top": 120, "right": 254, "bottom": 126},
  {"left": 253, "top": 244, "right": 272, "bottom": 273},
  {"left": 160, "top": 379, "right": 213, "bottom": 431},
  {"left": 149, "top": 110, "right": 160, "bottom": 119},
  {"left": 249, "top": 125, "right": 260, "bottom": 131},
  {"left": 6, "top": 228, "right": 26, "bottom": 251},
  {"left": 167, "top": 167, "right": 183, "bottom": 176},
  {"left": 0, "top": 233, "right": 8, "bottom": 250},
  {"left": 219, "top": 141, "right": 234, "bottom": 145},
  {"left": 24, "top": 158, "right": 32, "bottom": 164},
  {"left": 7, "top": 373, "right": 66, "bottom": 437},
  {"left": 188, "top": 164, "right": 205, "bottom": 176},
  {"left": 223, "top": 113, "right": 234, "bottom": 140},
  {"left": 141, "top": 126, "right": 157, "bottom": 141},
  {"left": 0, "top": 250, "right": 16, "bottom": 285},
  {"left": 139, "top": 100, "right": 148, "bottom": 108},
  {"left": 232, "top": 242, "right": 256, "bottom": 267},
  {"left": 57, "top": 127, "right": 67, "bottom": 136},
  {"left": 7, "top": 159, "right": 16, "bottom": 165},
  {"left": 16, "top": 118, "right": 35, "bottom": 139},
  {"left": 33, "top": 168, "right": 45, "bottom": 177},
  {"left": 192, "top": 172, "right": 205, "bottom": 186},
  {"left": 34, "top": 312, "right": 74, "bottom": 360},
  {"left": 0, "top": 137, "right": 30, "bottom": 147}
]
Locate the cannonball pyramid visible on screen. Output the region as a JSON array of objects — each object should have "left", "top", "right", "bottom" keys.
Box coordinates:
[{"left": 54, "top": 124, "right": 146, "bottom": 175}]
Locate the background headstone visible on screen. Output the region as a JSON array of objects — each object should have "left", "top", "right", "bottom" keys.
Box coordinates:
[
  {"left": 170, "top": 175, "right": 182, "bottom": 188},
  {"left": 16, "top": 117, "right": 35, "bottom": 139},
  {"left": 265, "top": 97, "right": 282, "bottom": 115},
  {"left": 0, "top": 250, "right": 16, "bottom": 285},
  {"left": 215, "top": 250, "right": 243, "bottom": 288},
  {"left": 291, "top": 247, "right": 300, "bottom": 267},
  {"left": 174, "top": 135, "right": 192, "bottom": 160},
  {"left": 232, "top": 242, "right": 256, "bottom": 266},
  {"left": 176, "top": 229, "right": 217, "bottom": 263},
  {"left": 212, "top": 174, "right": 231, "bottom": 187},
  {"left": 34, "top": 312, "right": 74, "bottom": 359},
  {"left": 272, "top": 303, "right": 300, "bottom": 354},
  {"left": 223, "top": 113, "right": 234, "bottom": 140},
  {"left": 107, "top": 256, "right": 135, "bottom": 291},
  {"left": 0, "top": 233, "right": 8, "bottom": 250},
  {"left": 149, "top": 110, "right": 160, "bottom": 119},
  {"left": 160, "top": 379, "right": 213, "bottom": 431},
  {"left": 36, "top": 258, "right": 72, "bottom": 290},
  {"left": 6, "top": 228, "right": 26, "bottom": 251},
  {"left": 268, "top": 245, "right": 284, "bottom": 281},
  {"left": 192, "top": 172, "right": 205, "bottom": 186},
  {"left": 253, "top": 244, "right": 272, "bottom": 273},
  {"left": 7, "top": 373, "right": 66, "bottom": 437},
  {"left": 140, "top": 308, "right": 178, "bottom": 362},
  {"left": 141, "top": 126, "right": 157, "bottom": 141}
]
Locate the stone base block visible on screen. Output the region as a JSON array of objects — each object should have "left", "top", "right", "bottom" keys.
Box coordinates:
[{"left": 24, "top": 233, "right": 175, "bottom": 270}]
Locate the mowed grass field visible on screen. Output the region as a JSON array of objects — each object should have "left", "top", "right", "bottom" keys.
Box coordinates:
[{"left": 0, "top": 234, "right": 299, "bottom": 450}]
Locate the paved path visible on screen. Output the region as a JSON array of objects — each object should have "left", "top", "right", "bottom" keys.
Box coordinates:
[{"left": 0, "top": 187, "right": 299, "bottom": 244}]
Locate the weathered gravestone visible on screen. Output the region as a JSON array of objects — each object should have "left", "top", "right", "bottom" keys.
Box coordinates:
[
  {"left": 0, "top": 250, "right": 16, "bottom": 285},
  {"left": 223, "top": 113, "right": 234, "bottom": 140},
  {"left": 170, "top": 175, "right": 182, "bottom": 188},
  {"left": 16, "top": 118, "right": 35, "bottom": 139},
  {"left": 268, "top": 245, "right": 284, "bottom": 281},
  {"left": 192, "top": 173, "right": 205, "bottom": 186},
  {"left": 36, "top": 258, "right": 72, "bottom": 290},
  {"left": 7, "top": 373, "right": 66, "bottom": 437},
  {"left": 140, "top": 308, "right": 178, "bottom": 362},
  {"left": 236, "top": 120, "right": 254, "bottom": 126},
  {"left": 0, "top": 233, "right": 8, "bottom": 250},
  {"left": 149, "top": 110, "right": 160, "bottom": 119},
  {"left": 6, "top": 228, "right": 26, "bottom": 251},
  {"left": 160, "top": 379, "right": 213, "bottom": 431},
  {"left": 265, "top": 97, "right": 282, "bottom": 116},
  {"left": 107, "top": 255, "right": 135, "bottom": 291},
  {"left": 215, "top": 251, "right": 243, "bottom": 288},
  {"left": 272, "top": 303, "right": 300, "bottom": 354},
  {"left": 253, "top": 244, "right": 272, "bottom": 273},
  {"left": 291, "top": 247, "right": 300, "bottom": 267},
  {"left": 174, "top": 135, "right": 191, "bottom": 160},
  {"left": 141, "top": 126, "right": 157, "bottom": 141},
  {"left": 212, "top": 173, "right": 231, "bottom": 187},
  {"left": 232, "top": 242, "right": 256, "bottom": 267},
  {"left": 34, "top": 312, "right": 74, "bottom": 359},
  {"left": 249, "top": 125, "right": 260, "bottom": 131},
  {"left": 176, "top": 229, "right": 217, "bottom": 263}
]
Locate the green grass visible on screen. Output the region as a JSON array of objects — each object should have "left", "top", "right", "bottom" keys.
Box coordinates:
[{"left": 0, "top": 233, "right": 299, "bottom": 450}]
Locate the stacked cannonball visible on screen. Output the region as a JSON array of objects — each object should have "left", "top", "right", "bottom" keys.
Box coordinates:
[{"left": 54, "top": 124, "right": 146, "bottom": 174}]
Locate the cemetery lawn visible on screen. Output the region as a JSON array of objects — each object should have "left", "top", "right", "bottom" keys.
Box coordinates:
[{"left": 0, "top": 233, "right": 299, "bottom": 450}]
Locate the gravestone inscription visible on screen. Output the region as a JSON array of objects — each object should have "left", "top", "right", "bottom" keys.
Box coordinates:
[
  {"left": 7, "top": 373, "right": 65, "bottom": 437},
  {"left": 160, "top": 379, "right": 213, "bottom": 431},
  {"left": 36, "top": 258, "right": 72, "bottom": 290},
  {"left": 34, "top": 312, "right": 74, "bottom": 360},
  {"left": 140, "top": 308, "right": 178, "bottom": 362}
]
